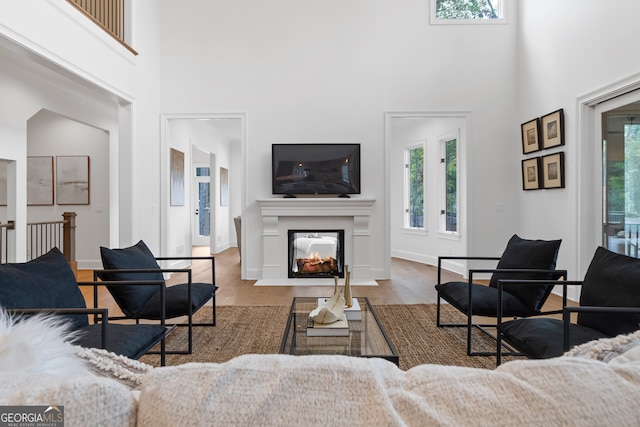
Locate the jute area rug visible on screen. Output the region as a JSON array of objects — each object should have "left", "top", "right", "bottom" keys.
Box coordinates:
[{"left": 140, "top": 304, "right": 513, "bottom": 370}]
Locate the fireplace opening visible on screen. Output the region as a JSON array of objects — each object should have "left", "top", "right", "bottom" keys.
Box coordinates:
[{"left": 288, "top": 230, "right": 345, "bottom": 278}]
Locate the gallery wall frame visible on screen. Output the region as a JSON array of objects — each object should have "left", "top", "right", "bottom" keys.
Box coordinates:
[
  {"left": 27, "top": 156, "right": 54, "bottom": 206},
  {"left": 541, "top": 152, "right": 565, "bottom": 189},
  {"left": 0, "top": 161, "right": 7, "bottom": 206},
  {"left": 541, "top": 108, "right": 565, "bottom": 149},
  {"left": 521, "top": 118, "right": 541, "bottom": 154},
  {"left": 170, "top": 148, "right": 185, "bottom": 206},
  {"left": 521, "top": 157, "right": 541, "bottom": 190},
  {"left": 220, "top": 167, "right": 229, "bottom": 206},
  {"left": 56, "top": 155, "right": 90, "bottom": 205}
]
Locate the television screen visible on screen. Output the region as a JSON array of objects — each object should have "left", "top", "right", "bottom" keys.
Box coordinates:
[{"left": 272, "top": 143, "right": 361, "bottom": 196}]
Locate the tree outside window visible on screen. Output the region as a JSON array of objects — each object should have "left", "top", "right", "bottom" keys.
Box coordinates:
[
  {"left": 434, "top": 0, "right": 504, "bottom": 21},
  {"left": 405, "top": 146, "right": 424, "bottom": 229}
]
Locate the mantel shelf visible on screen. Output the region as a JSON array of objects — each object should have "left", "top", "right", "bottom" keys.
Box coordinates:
[{"left": 256, "top": 198, "right": 375, "bottom": 217}]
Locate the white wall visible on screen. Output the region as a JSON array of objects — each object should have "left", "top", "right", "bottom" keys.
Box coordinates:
[
  {"left": 158, "top": 0, "right": 519, "bottom": 279},
  {"left": 27, "top": 110, "right": 110, "bottom": 268},
  {"left": 516, "top": 0, "right": 640, "bottom": 280}
]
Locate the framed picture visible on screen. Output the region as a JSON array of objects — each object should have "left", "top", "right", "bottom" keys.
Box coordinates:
[
  {"left": 521, "top": 157, "right": 541, "bottom": 190},
  {"left": 521, "top": 118, "right": 541, "bottom": 154},
  {"left": 56, "top": 155, "right": 90, "bottom": 205},
  {"left": 0, "top": 161, "right": 7, "bottom": 206},
  {"left": 541, "top": 109, "right": 564, "bottom": 149},
  {"left": 28, "top": 156, "right": 54, "bottom": 206},
  {"left": 541, "top": 152, "right": 565, "bottom": 189},
  {"left": 170, "top": 148, "right": 185, "bottom": 206},
  {"left": 220, "top": 167, "right": 229, "bottom": 206}
]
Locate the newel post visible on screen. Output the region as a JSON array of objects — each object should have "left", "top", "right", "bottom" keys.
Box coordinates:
[{"left": 62, "top": 212, "right": 77, "bottom": 275}]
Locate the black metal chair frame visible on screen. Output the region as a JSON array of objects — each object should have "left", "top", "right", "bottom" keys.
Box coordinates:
[
  {"left": 9, "top": 279, "right": 171, "bottom": 366},
  {"left": 93, "top": 255, "right": 216, "bottom": 356},
  {"left": 496, "top": 279, "right": 640, "bottom": 365},
  {"left": 437, "top": 255, "right": 567, "bottom": 356}
]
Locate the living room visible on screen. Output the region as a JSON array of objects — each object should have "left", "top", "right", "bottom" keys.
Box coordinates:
[
  {"left": 2, "top": 2, "right": 640, "bottom": 425},
  {"left": 0, "top": 0, "right": 638, "bottom": 284}
]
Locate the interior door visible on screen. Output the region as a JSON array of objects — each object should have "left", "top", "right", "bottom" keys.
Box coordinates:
[{"left": 192, "top": 166, "right": 211, "bottom": 245}]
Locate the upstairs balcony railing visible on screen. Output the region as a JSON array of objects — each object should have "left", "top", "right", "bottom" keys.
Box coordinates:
[
  {"left": 0, "top": 212, "right": 77, "bottom": 273},
  {"left": 66, "top": 0, "right": 138, "bottom": 55}
]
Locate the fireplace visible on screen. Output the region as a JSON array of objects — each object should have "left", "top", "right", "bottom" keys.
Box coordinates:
[{"left": 288, "top": 230, "right": 345, "bottom": 278}]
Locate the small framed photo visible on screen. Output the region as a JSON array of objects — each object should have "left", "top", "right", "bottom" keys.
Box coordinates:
[
  {"left": 541, "top": 152, "right": 565, "bottom": 189},
  {"left": 522, "top": 157, "right": 541, "bottom": 190},
  {"left": 521, "top": 118, "right": 541, "bottom": 154},
  {"left": 541, "top": 109, "right": 564, "bottom": 149}
]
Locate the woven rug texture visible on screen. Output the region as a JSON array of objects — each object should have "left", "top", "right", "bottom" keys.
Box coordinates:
[{"left": 140, "top": 304, "right": 512, "bottom": 370}]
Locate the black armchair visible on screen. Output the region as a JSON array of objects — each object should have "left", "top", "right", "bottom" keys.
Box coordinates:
[
  {"left": 436, "top": 234, "right": 566, "bottom": 356},
  {"left": 497, "top": 246, "right": 640, "bottom": 365},
  {"left": 95, "top": 240, "right": 217, "bottom": 355},
  {"left": 0, "top": 248, "right": 169, "bottom": 365}
]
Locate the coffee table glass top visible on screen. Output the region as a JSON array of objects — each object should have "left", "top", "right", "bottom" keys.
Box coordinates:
[{"left": 279, "top": 297, "right": 399, "bottom": 366}]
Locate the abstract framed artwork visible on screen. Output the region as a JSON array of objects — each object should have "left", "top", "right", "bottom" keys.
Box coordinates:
[
  {"left": 56, "top": 155, "right": 90, "bottom": 205},
  {"left": 541, "top": 152, "right": 565, "bottom": 189},
  {"left": 541, "top": 109, "right": 564, "bottom": 149},
  {"left": 220, "top": 167, "right": 229, "bottom": 206},
  {"left": 521, "top": 157, "right": 541, "bottom": 190},
  {"left": 521, "top": 118, "right": 541, "bottom": 154},
  {"left": 170, "top": 148, "right": 185, "bottom": 206},
  {"left": 0, "top": 161, "right": 7, "bottom": 206},
  {"left": 27, "top": 156, "right": 54, "bottom": 206}
]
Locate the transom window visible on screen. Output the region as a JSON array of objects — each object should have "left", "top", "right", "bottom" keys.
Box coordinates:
[{"left": 431, "top": 0, "right": 506, "bottom": 24}]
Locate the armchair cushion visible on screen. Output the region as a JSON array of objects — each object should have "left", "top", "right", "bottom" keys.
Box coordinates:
[
  {"left": 437, "top": 281, "right": 534, "bottom": 317},
  {"left": 100, "top": 240, "right": 165, "bottom": 317},
  {"left": 498, "top": 318, "right": 609, "bottom": 359},
  {"left": 0, "top": 248, "right": 88, "bottom": 329},
  {"left": 578, "top": 247, "right": 640, "bottom": 337},
  {"left": 76, "top": 323, "right": 167, "bottom": 360},
  {"left": 136, "top": 282, "right": 217, "bottom": 319},
  {"left": 489, "top": 234, "right": 562, "bottom": 312}
]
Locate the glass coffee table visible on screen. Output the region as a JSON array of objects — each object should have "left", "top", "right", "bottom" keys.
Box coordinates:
[{"left": 279, "top": 297, "right": 399, "bottom": 366}]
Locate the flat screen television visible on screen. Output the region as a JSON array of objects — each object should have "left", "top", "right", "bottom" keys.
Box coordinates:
[{"left": 272, "top": 143, "right": 361, "bottom": 197}]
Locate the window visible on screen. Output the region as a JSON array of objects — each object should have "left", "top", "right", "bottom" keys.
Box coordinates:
[
  {"left": 404, "top": 144, "right": 425, "bottom": 229},
  {"left": 431, "top": 0, "right": 506, "bottom": 24},
  {"left": 603, "top": 111, "right": 640, "bottom": 258},
  {"left": 439, "top": 132, "right": 458, "bottom": 234},
  {"left": 195, "top": 167, "right": 210, "bottom": 177}
]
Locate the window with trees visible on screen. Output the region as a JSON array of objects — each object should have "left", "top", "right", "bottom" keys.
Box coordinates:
[
  {"left": 439, "top": 132, "right": 458, "bottom": 234},
  {"left": 431, "top": 0, "right": 505, "bottom": 24},
  {"left": 404, "top": 144, "right": 425, "bottom": 229}
]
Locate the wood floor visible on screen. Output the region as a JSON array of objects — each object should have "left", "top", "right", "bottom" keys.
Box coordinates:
[{"left": 79, "top": 245, "right": 567, "bottom": 314}]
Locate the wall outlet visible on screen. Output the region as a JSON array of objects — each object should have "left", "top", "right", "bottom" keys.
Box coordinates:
[{"left": 496, "top": 202, "right": 505, "bottom": 212}]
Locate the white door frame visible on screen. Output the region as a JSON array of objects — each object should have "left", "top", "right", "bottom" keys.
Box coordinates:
[{"left": 577, "top": 72, "right": 640, "bottom": 278}]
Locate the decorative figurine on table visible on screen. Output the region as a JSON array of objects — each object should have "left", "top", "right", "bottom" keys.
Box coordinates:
[{"left": 309, "top": 283, "right": 345, "bottom": 324}]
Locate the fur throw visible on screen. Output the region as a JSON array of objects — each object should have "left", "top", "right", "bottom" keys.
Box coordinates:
[{"left": 0, "top": 308, "right": 93, "bottom": 376}]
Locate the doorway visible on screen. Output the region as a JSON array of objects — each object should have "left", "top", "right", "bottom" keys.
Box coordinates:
[
  {"left": 578, "top": 75, "right": 640, "bottom": 276},
  {"left": 385, "top": 112, "right": 469, "bottom": 270},
  {"left": 599, "top": 98, "right": 640, "bottom": 257},
  {"left": 161, "top": 114, "right": 246, "bottom": 276},
  {"left": 192, "top": 162, "right": 212, "bottom": 246}
]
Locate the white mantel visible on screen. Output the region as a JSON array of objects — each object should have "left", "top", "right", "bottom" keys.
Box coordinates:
[{"left": 255, "top": 198, "right": 376, "bottom": 285}]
